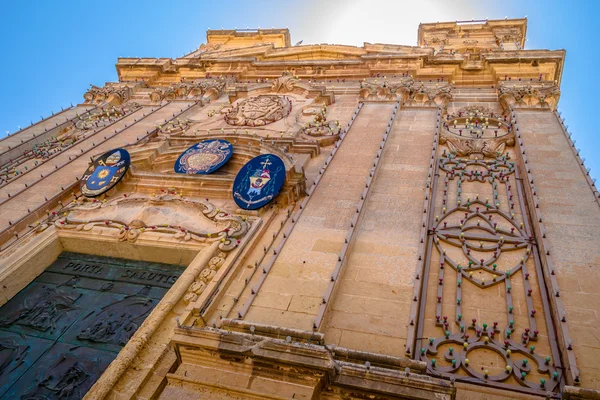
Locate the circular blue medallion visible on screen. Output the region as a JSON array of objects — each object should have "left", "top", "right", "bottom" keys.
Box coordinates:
[
  {"left": 81, "top": 148, "right": 130, "bottom": 197},
  {"left": 174, "top": 139, "right": 233, "bottom": 175},
  {"left": 233, "top": 154, "right": 286, "bottom": 210}
]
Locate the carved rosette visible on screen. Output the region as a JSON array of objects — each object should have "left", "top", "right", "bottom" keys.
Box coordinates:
[
  {"left": 440, "top": 106, "right": 514, "bottom": 160},
  {"left": 224, "top": 95, "right": 292, "bottom": 127},
  {"left": 75, "top": 103, "right": 141, "bottom": 130},
  {"left": 498, "top": 82, "right": 560, "bottom": 111},
  {"left": 149, "top": 80, "right": 226, "bottom": 104},
  {"left": 53, "top": 191, "right": 250, "bottom": 251}
]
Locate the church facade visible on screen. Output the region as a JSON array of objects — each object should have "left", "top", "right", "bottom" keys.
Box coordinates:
[{"left": 0, "top": 19, "right": 599, "bottom": 399}]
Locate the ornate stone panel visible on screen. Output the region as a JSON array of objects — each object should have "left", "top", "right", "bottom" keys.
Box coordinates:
[
  {"left": 223, "top": 95, "right": 292, "bottom": 126},
  {"left": 0, "top": 253, "right": 184, "bottom": 398},
  {"left": 415, "top": 127, "right": 564, "bottom": 396}
]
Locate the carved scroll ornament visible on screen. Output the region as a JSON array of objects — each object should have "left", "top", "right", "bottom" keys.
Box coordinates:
[{"left": 50, "top": 191, "right": 250, "bottom": 251}]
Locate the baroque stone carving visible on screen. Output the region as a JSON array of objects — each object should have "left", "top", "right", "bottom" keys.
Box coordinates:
[
  {"left": 149, "top": 80, "right": 226, "bottom": 103},
  {"left": 359, "top": 78, "right": 453, "bottom": 107},
  {"left": 224, "top": 95, "right": 292, "bottom": 126},
  {"left": 75, "top": 102, "right": 141, "bottom": 130},
  {"left": 300, "top": 104, "right": 341, "bottom": 139},
  {"left": 83, "top": 85, "right": 133, "bottom": 105},
  {"left": 158, "top": 118, "right": 191, "bottom": 136},
  {"left": 53, "top": 191, "right": 250, "bottom": 251},
  {"left": 498, "top": 82, "right": 560, "bottom": 111},
  {"left": 441, "top": 106, "right": 514, "bottom": 159},
  {"left": 184, "top": 252, "right": 227, "bottom": 303},
  {"left": 271, "top": 71, "right": 300, "bottom": 93}
]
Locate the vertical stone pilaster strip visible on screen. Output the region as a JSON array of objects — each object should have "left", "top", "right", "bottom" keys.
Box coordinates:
[
  {"left": 405, "top": 107, "right": 442, "bottom": 356},
  {"left": 510, "top": 107, "right": 580, "bottom": 385}
]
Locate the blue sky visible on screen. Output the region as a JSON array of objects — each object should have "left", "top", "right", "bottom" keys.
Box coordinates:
[{"left": 1, "top": 0, "right": 597, "bottom": 180}]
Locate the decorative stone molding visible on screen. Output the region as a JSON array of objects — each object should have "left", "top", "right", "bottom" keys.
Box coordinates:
[
  {"left": 270, "top": 70, "right": 300, "bottom": 93},
  {"left": 359, "top": 78, "right": 413, "bottom": 101},
  {"left": 83, "top": 85, "right": 135, "bottom": 105},
  {"left": 300, "top": 104, "right": 341, "bottom": 141},
  {"left": 441, "top": 106, "right": 514, "bottom": 159},
  {"left": 168, "top": 326, "right": 456, "bottom": 399},
  {"left": 223, "top": 95, "right": 292, "bottom": 126},
  {"left": 149, "top": 80, "right": 226, "bottom": 103},
  {"left": 227, "top": 72, "right": 335, "bottom": 105},
  {"left": 52, "top": 191, "right": 250, "bottom": 250},
  {"left": 498, "top": 81, "right": 560, "bottom": 111},
  {"left": 75, "top": 102, "right": 141, "bottom": 130},
  {"left": 360, "top": 78, "right": 453, "bottom": 107},
  {"left": 157, "top": 118, "right": 191, "bottom": 137},
  {"left": 183, "top": 251, "right": 227, "bottom": 303}
]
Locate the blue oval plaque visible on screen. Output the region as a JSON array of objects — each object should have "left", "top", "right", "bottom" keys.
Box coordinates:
[
  {"left": 174, "top": 139, "right": 233, "bottom": 175},
  {"left": 81, "top": 148, "right": 130, "bottom": 197},
  {"left": 233, "top": 154, "right": 285, "bottom": 210}
]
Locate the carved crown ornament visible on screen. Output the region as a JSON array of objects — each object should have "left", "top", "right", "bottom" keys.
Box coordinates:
[
  {"left": 440, "top": 106, "right": 514, "bottom": 160},
  {"left": 34, "top": 190, "right": 251, "bottom": 251},
  {"left": 498, "top": 81, "right": 560, "bottom": 111},
  {"left": 149, "top": 79, "right": 226, "bottom": 104}
]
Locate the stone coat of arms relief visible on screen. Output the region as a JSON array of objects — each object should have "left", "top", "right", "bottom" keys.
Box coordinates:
[{"left": 223, "top": 95, "right": 292, "bottom": 127}]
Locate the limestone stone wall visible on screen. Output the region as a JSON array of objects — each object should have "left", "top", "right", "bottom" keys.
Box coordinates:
[{"left": 516, "top": 109, "right": 600, "bottom": 389}]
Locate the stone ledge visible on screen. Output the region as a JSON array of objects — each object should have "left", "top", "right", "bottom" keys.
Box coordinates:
[{"left": 169, "top": 326, "right": 455, "bottom": 399}]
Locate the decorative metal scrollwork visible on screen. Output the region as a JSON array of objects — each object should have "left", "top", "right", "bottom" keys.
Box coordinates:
[{"left": 417, "top": 153, "right": 563, "bottom": 396}]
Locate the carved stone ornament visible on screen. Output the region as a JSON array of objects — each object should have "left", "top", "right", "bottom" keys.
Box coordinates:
[
  {"left": 157, "top": 117, "right": 192, "bottom": 136},
  {"left": 54, "top": 191, "right": 250, "bottom": 251},
  {"left": 184, "top": 252, "right": 227, "bottom": 303},
  {"left": 149, "top": 80, "right": 226, "bottom": 103},
  {"left": 441, "top": 106, "right": 514, "bottom": 159},
  {"left": 301, "top": 105, "right": 341, "bottom": 138},
  {"left": 224, "top": 95, "right": 292, "bottom": 127},
  {"left": 75, "top": 102, "right": 141, "bottom": 130},
  {"left": 359, "top": 78, "right": 453, "bottom": 108},
  {"left": 271, "top": 71, "right": 300, "bottom": 93},
  {"left": 83, "top": 85, "right": 133, "bottom": 105},
  {"left": 498, "top": 82, "right": 560, "bottom": 111}
]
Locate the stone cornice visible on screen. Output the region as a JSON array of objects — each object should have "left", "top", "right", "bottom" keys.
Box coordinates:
[{"left": 170, "top": 327, "right": 456, "bottom": 399}]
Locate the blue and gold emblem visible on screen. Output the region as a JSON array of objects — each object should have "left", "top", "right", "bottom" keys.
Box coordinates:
[
  {"left": 80, "top": 148, "right": 130, "bottom": 197},
  {"left": 233, "top": 154, "right": 285, "bottom": 210},
  {"left": 174, "top": 139, "right": 233, "bottom": 175}
]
